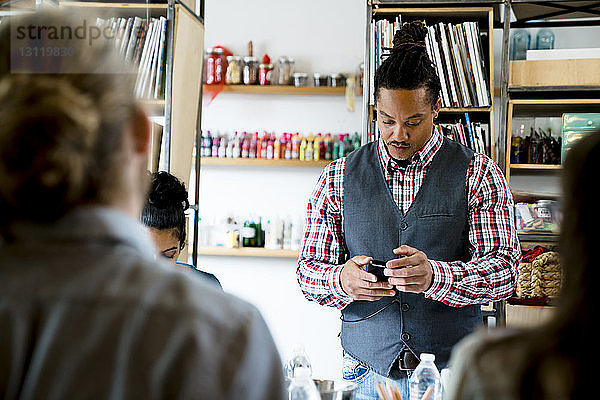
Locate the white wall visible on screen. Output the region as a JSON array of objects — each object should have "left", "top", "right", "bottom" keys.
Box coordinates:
[{"left": 199, "top": 0, "right": 365, "bottom": 380}]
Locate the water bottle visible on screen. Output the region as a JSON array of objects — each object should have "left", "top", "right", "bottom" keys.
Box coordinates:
[
  {"left": 409, "top": 353, "right": 442, "bottom": 400},
  {"left": 288, "top": 366, "right": 321, "bottom": 400}
]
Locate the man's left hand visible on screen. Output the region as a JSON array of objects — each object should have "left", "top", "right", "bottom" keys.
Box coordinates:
[{"left": 384, "top": 245, "right": 433, "bottom": 293}]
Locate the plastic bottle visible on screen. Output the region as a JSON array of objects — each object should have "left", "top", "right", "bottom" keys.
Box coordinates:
[
  {"left": 274, "top": 136, "right": 282, "bottom": 159},
  {"left": 267, "top": 135, "right": 274, "bottom": 159},
  {"left": 284, "top": 133, "right": 292, "bottom": 160},
  {"left": 241, "top": 133, "right": 250, "bottom": 158},
  {"left": 352, "top": 131, "right": 361, "bottom": 151},
  {"left": 249, "top": 132, "right": 258, "bottom": 158},
  {"left": 202, "top": 130, "right": 213, "bottom": 157},
  {"left": 232, "top": 132, "right": 242, "bottom": 159},
  {"left": 332, "top": 135, "right": 340, "bottom": 160},
  {"left": 218, "top": 135, "right": 227, "bottom": 158},
  {"left": 256, "top": 133, "right": 263, "bottom": 159},
  {"left": 305, "top": 134, "right": 314, "bottom": 161},
  {"left": 300, "top": 136, "right": 307, "bottom": 161},
  {"left": 288, "top": 367, "right": 321, "bottom": 400},
  {"left": 409, "top": 353, "right": 442, "bottom": 400},
  {"left": 211, "top": 135, "right": 220, "bottom": 158},
  {"left": 313, "top": 134, "right": 322, "bottom": 161},
  {"left": 291, "top": 133, "right": 301, "bottom": 160}
]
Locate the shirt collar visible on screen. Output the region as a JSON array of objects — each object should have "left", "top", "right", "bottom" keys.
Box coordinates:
[{"left": 378, "top": 128, "right": 444, "bottom": 172}]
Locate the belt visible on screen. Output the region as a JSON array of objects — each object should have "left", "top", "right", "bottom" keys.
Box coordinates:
[{"left": 398, "top": 349, "right": 420, "bottom": 371}]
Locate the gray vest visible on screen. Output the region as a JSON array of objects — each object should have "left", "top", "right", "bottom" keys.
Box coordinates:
[{"left": 341, "top": 138, "right": 481, "bottom": 376}]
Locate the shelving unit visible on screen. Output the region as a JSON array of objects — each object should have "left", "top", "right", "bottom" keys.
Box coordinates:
[
  {"left": 496, "top": 1, "right": 600, "bottom": 325},
  {"left": 198, "top": 246, "right": 298, "bottom": 258},
  {"left": 504, "top": 98, "right": 600, "bottom": 184},
  {"left": 363, "top": 2, "right": 497, "bottom": 160},
  {"left": 205, "top": 84, "right": 358, "bottom": 96}
]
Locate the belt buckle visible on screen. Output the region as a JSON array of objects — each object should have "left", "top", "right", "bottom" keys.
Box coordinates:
[{"left": 398, "top": 349, "right": 419, "bottom": 371}]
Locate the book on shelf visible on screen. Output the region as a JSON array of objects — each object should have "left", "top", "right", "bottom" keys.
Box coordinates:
[
  {"left": 435, "top": 115, "right": 489, "bottom": 156},
  {"left": 370, "top": 16, "right": 490, "bottom": 108},
  {"left": 96, "top": 16, "right": 167, "bottom": 100}
]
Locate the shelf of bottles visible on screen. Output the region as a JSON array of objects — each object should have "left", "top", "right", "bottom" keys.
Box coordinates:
[{"left": 200, "top": 130, "right": 363, "bottom": 166}]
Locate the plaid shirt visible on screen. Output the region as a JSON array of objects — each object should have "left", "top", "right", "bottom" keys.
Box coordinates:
[{"left": 297, "top": 130, "right": 520, "bottom": 309}]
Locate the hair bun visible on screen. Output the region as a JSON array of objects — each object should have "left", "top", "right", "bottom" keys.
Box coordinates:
[
  {"left": 148, "top": 171, "right": 189, "bottom": 211},
  {"left": 392, "top": 21, "right": 428, "bottom": 53}
]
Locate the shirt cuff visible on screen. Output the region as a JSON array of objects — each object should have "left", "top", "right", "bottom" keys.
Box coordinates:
[
  {"left": 424, "top": 260, "right": 453, "bottom": 302},
  {"left": 328, "top": 263, "right": 353, "bottom": 307}
]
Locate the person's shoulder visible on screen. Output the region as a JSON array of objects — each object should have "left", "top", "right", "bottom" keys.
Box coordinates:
[
  {"left": 176, "top": 262, "right": 222, "bottom": 289},
  {"left": 447, "top": 328, "right": 528, "bottom": 400}
]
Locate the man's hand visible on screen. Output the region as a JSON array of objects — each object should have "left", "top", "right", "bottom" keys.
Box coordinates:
[
  {"left": 384, "top": 245, "right": 434, "bottom": 293},
  {"left": 340, "top": 256, "right": 396, "bottom": 301}
]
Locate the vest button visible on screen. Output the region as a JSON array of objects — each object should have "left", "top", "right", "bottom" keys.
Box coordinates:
[
  {"left": 400, "top": 222, "right": 408, "bottom": 230},
  {"left": 401, "top": 332, "right": 411, "bottom": 341},
  {"left": 401, "top": 303, "right": 410, "bottom": 312}
]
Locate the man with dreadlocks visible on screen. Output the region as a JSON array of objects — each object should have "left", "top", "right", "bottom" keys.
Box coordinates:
[{"left": 297, "top": 21, "right": 520, "bottom": 399}]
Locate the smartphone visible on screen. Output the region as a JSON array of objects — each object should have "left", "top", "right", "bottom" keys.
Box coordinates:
[{"left": 366, "top": 259, "right": 388, "bottom": 282}]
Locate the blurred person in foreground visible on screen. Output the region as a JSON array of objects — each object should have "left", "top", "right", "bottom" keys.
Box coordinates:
[
  {"left": 142, "top": 171, "right": 221, "bottom": 288},
  {"left": 0, "top": 12, "right": 283, "bottom": 399},
  {"left": 446, "top": 133, "right": 600, "bottom": 399}
]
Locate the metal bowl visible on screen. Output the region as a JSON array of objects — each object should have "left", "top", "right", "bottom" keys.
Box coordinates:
[{"left": 313, "top": 379, "right": 357, "bottom": 400}]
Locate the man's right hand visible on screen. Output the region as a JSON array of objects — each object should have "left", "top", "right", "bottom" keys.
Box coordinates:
[{"left": 340, "top": 256, "right": 396, "bottom": 301}]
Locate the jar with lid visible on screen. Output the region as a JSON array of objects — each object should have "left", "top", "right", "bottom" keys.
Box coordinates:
[
  {"left": 226, "top": 55, "right": 242, "bottom": 85},
  {"left": 313, "top": 73, "right": 327, "bottom": 87},
  {"left": 276, "top": 56, "right": 295, "bottom": 85},
  {"left": 243, "top": 56, "right": 258, "bottom": 85},
  {"left": 536, "top": 29, "right": 555, "bottom": 50},
  {"left": 205, "top": 47, "right": 226, "bottom": 85},
  {"left": 511, "top": 29, "right": 530, "bottom": 60},
  {"left": 328, "top": 73, "right": 346, "bottom": 87},
  {"left": 259, "top": 54, "right": 273, "bottom": 86},
  {"left": 293, "top": 72, "right": 308, "bottom": 87}
]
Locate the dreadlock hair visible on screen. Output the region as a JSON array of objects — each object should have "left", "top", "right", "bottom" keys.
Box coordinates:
[
  {"left": 374, "top": 20, "right": 441, "bottom": 109},
  {"left": 141, "top": 171, "right": 189, "bottom": 251}
]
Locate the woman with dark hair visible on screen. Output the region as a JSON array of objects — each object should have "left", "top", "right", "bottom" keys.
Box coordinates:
[
  {"left": 0, "top": 11, "right": 282, "bottom": 399},
  {"left": 297, "top": 21, "right": 519, "bottom": 399},
  {"left": 142, "top": 171, "right": 221, "bottom": 287},
  {"left": 446, "top": 133, "right": 600, "bottom": 399}
]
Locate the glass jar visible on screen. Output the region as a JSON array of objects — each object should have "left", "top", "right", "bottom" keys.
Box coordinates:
[
  {"left": 293, "top": 72, "right": 308, "bottom": 87},
  {"left": 511, "top": 29, "right": 530, "bottom": 60},
  {"left": 328, "top": 73, "right": 346, "bottom": 87},
  {"left": 226, "top": 55, "right": 242, "bottom": 85},
  {"left": 205, "top": 47, "right": 226, "bottom": 85},
  {"left": 276, "top": 56, "right": 295, "bottom": 85},
  {"left": 536, "top": 29, "right": 555, "bottom": 50},
  {"left": 259, "top": 62, "right": 273, "bottom": 85},
  {"left": 313, "top": 73, "right": 327, "bottom": 87},
  {"left": 243, "top": 56, "right": 258, "bottom": 85}
]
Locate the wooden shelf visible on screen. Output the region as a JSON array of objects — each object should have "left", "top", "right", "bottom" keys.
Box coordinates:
[
  {"left": 373, "top": 7, "right": 494, "bottom": 18},
  {"left": 59, "top": 1, "right": 167, "bottom": 8},
  {"left": 205, "top": 85, "right": 358, "bottom": 96},
  {"left": 200, "top": 157, "right": 332, "bottom": 168},
  {"left": 198, "top": 246, "right": 299, "bottom": 258},
  {"left": 439, "top": 107, "right": 492, "bottom": 113},
  {"left": 510, "top": 164, "right": 562, "bottom": 170},
  {"left": 369, "top": 105, "right": 492, "bottom": 113}
]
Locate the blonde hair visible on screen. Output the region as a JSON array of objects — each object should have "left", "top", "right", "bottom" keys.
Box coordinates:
[{"left": 0, "top": 11, "right": 139, "bottom": 226}]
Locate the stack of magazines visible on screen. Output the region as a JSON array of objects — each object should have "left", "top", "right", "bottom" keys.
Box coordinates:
[
  {"left": 96, "top": 16, "right": 168, "bottom": 100},
  {"left": 371, "top": 18, "right": 490, "bottom": 108}
]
